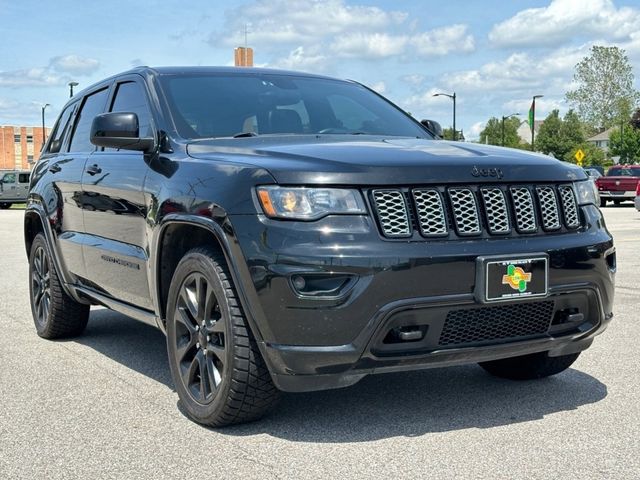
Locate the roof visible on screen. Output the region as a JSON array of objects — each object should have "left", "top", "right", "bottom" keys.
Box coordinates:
[
  {"left": 587, "top": 127, "right": 616, "bottom": 142},
  {"left": 68, "top": 66, "right": 346, "bottom": 102}
]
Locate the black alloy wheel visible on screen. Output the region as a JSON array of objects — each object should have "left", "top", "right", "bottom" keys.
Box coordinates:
[
  {"left": 172, "top": 272, "right": 226, "bottom": 405},
  {"left": 166, "top": 247, "right": 280, "bottom": 427},
  {"left": 31, "top": 244, "right": 51, "bottom": 328}
]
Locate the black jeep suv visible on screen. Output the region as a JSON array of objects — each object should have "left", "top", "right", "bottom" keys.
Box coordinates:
[{"left": 25, "top": 67, "right": 615, "bottom": 426}]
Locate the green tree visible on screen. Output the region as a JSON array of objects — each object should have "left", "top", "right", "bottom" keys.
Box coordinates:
[
  {"left": 536, "top": 110, "right": 588, "bottom": 160},
  {"left": 479, "top": 116, "right": 521, "bottom": 147},
  {"left": 535, "top": 110, "right": 563, "bottom": 157},
  {"left": 564, "top": 142, "right": 606, "bottom": 167},
  {"left": 565, "top": 46, "right": 640, "bottom": 129},
  {"left": 609, "top": 124, "right": 640, "bottom": 164}
]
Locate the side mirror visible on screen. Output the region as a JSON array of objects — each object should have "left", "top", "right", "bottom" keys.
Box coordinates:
[
  {"left": 421, "top": 119, "right": 443, "bottom": 139},
  {"left": 90, "top": 112, "right": 154, "bottom": 152}
]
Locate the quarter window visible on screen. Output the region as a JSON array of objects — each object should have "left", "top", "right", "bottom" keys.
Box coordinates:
[
  {"left": 47, "top": 103, "right": 76, "bottom": 154},
  {"left": 18, "top": 173, "right": 30, "bottom": 183},
  {"left": 69, "top": 88, "right": 109, "bottom": 153}
]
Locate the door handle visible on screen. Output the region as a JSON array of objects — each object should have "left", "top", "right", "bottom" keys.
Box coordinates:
[
  {"left": 49, "top": 164, "right": 61, "bottom": 173},
  {"left": 86, "top": 164, "right": 102, "bottom": 176}
]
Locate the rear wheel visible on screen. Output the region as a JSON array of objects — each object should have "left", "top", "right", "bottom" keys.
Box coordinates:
[
  {"left": 613, "top": 200, "right": 621, "bottom": 206},
  {"left": 29, "top": 234, "right": 89, "bottom": 338},
  {"left": 0, "top": 203, "right": 11, "bottom": 209},
  {"left": 479, "top": 351, "right": 580, "bottom": 380},
  {"left": 166, "top": 247, "right": 280, "bottom": 427},
  {"left": 599, "top": 198, "right": 607, "bottom": 207}
]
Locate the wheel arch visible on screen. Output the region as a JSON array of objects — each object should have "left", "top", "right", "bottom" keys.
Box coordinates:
[{"left": 152, "top": 214, "right": 268, "bottom": 344}]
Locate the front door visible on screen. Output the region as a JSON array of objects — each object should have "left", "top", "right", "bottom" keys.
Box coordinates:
[{"left": 80, "top": 78, "right": 155, "bottom": 310}]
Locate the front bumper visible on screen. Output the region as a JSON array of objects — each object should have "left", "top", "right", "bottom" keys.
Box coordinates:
[{"left": 229, "top": 204, "right": 615, "bottom": 392}]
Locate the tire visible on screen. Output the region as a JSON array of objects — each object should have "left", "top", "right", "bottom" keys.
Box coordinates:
[
  {"left": 166, "top": 247, "right": 280, "bottom": 427},
  {"left": 0, "top": 203, "right": 11, "bottom": 209},
  {"left": 613, "top": 200, "right": 621, "bottom": 206},
  {"left": 29, "top": 233, "right": 89, "bottom": 338},
  {"left": 479, "top": 351, "right": 580, "bottom": 380},
  {"left": 599, "top": 198, "right": 607, "bottom": 207}
]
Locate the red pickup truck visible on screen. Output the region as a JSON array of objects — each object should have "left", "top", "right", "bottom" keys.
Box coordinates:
[{"left": 596, "top": 165, "right": 640, "bottom": 207}]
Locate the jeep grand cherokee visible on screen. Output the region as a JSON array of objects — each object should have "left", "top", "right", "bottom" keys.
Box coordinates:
[{"left": 24, "top": 67, "right": 615, "bottom": 426}]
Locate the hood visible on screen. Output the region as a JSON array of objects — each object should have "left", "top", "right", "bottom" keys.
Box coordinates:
[{"left": 187, "top": 135, "right": 586, "bottom": 185}]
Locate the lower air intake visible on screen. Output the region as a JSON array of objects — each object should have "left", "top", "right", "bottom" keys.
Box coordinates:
[{"left": 438, "top": 301, "right": 555, "bottom": 347}]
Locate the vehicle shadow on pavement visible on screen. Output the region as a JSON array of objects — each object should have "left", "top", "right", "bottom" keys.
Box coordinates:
[
  {"left": 222, "top": 366, "right": 607, "bottom": 441},
  {"left": 75, "top": 308, "right": 174, "bottom": 389},
  {"left": 77, "top": 309, "right": 607, "bottom": 441}
]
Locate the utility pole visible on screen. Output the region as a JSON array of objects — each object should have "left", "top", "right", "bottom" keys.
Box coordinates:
[
  {"left": 68, "top": 81, "right": 78, "bottom": 98},
  {"left": 433, "top": 92, "right": 456, "bottom": 141},
  {"left": 41, "top": 104, "right": 50, "bottom": 148},
  {"left": 501, "top": 113, "right": 520, "bottom": 147}
]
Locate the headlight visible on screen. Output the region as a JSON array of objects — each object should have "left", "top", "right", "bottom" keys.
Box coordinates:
[
  {"left": 257, "top": 186, "right": 366, "bottom": 220},
  {"left": 574, "top": 180, "right": 598, "bottom": 205}
]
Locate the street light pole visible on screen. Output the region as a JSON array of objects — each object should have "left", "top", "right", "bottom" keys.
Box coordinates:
[
  {"left": 530, "top": 94, "right": 543, "bottom": 151},
  {"left": 68, "top": 81, "right": 79, "bottom": 98},
  {"left": 433, "top": 92, "right": 457, "bottom": 141},
  {"left": 41, "top": 104, "right": 50, "bottom": 146},
  {"left": 501, "top": 113, "right": 520, "bottom": 147}
]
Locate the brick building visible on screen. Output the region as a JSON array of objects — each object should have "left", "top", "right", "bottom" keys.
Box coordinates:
[{"left": 0, "top": 126, "right": 50, "bottom": 170}]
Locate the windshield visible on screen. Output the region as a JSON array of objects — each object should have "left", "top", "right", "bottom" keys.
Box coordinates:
[
  {"left": 159, "top": 73, "right": 429, "bottom": 140},
  {"left": 607, "top": 167, "right": 640, "bottom": 177}
]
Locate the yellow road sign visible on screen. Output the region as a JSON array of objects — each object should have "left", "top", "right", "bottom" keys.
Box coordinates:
[{"left": 574, "top": 149, "right": 585, "bottom": 166}]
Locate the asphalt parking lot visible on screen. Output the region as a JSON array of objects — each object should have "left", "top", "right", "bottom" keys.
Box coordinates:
[{"left": 0, "top": 206, "right": 638, "bottom": 479}]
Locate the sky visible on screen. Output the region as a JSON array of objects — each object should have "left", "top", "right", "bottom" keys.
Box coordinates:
[{"left": 1, "top": 0, "right": 640, "bottom": 140}]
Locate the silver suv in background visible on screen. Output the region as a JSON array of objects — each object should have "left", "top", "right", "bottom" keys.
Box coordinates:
[{"left": 0, "top": 170, "right": 30, "bottom": 209}]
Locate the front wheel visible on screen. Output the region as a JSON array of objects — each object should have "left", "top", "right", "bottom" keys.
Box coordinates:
[
  {"left": 479, "top": 351, "right": 580, "bottom": 380},
  {"left": 166, "top": 247, "right": 280, "bottom": 427}
]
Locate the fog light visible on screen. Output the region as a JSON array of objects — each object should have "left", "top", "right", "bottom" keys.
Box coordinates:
[{"left": 292, "top": 275, "right": 306, "bottom": 291}]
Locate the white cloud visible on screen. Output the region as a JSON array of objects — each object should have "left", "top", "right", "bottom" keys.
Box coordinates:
[
  {"left": 468, "top": 121, "right": 485, "bottom": 141},
  {"left": 401, "top": 74, "right": 427, "bottom": 87},
  {"left": 332, "top": 33, "right": 408, "bottom": 59},
  {"left": 0, "top": 54, "right": 100, "bottom": 89},
  {"left": 442, "top": 45, "right": 590, "bottom": 93},
  {"left": 213, "top": 0, "right": 474, "bottom": 63},
  {"left": 50, "top": 55, "right": 100, "bottom": 75},
  {"left": 368, "top": 81, "right": 386, "bottom": 94},
  {"left": 489, "top": 0, "right": 640, "bottom": 48},
  {"left": 410, "top": 25, "right": 474, "bottom": 56},
  {"left": 213, "top": 0, "right": 406, "bottom": 47},
  {"left": 0, "top": 67, "right": 67, "bottom": 88},
  {"left": 271, "top": 46, "right": 329, "bottom": 71}
]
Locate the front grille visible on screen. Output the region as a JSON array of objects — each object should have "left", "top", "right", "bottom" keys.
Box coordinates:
[
  {"left": 372, "top": 190, "right": 411, "bottom": 237},
  {"left": 370, "top": 184, "right": 580, "bottom": 239},
  {"left": 438, "top": 301, "right": 555, "bottom": 347}
]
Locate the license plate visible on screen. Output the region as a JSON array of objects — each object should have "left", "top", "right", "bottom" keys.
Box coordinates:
[{"left": 478, "top": 256, "right": 548, "bottom": 302}]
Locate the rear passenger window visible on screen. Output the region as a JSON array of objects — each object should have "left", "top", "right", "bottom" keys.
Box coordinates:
[
  {"left": 110, "top": 82, "right": 153, "bottom": 137},
  {"left": 69, "top": 88, "right": 109, "bottom": 153},
  {"left": 18, "top": 173, "right": 30, "bottom": 183},
  {"left": 47, "top": 103, "right": 76, "bottom": 154}
]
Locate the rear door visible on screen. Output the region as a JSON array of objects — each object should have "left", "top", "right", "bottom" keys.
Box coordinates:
[
  {"left": 80, "top": 76, "right": 155, "bottom": 310},
  {"left": 52, "top": 88, "right": 110, "bottom": 280},
  {"left": 17, "top": 172, "right": 30, "bottom": 201}
]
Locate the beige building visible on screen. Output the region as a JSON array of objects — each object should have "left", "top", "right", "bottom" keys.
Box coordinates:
[{"left": 0, "top": 125, "right": 50, "bottom": 170}]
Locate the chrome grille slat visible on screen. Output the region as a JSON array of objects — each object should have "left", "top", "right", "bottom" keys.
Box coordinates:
[
  {"left": 558, "top": 185, "right": 580, "bottom": 228},
  {"left": 412, "top": 189, "right": 448, "bottom": 237},
  {"left": 510, "top": 187, "right": 537, "bottom": 233},
  {"left": 448, "top": 188, "right": 481, "bottom": 235},
  {"left": 372, "top": 190, "right": 411, "bottom": 237},
  {"left": 536, "top": 186, "right": 561, "bottom": 231},
  {"left": 481, "top": 187, "right": 510, "bottom": 234}
]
